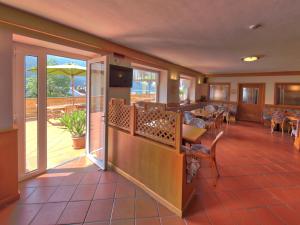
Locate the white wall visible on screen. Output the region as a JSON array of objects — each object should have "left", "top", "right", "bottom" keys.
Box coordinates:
[
  {"left": 0, "top": 27, "right": 13, "bottom": 130},
  {"left": 208, "top": 75, "right": 300, "bottom": 104}
]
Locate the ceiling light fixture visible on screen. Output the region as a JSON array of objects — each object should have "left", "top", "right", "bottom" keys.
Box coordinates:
[
  {"left": 242, "top": 56, "right": 259, "bottom": 62},
  {"left": 249, "top": 24, "right": 262, "bottom": 30}
]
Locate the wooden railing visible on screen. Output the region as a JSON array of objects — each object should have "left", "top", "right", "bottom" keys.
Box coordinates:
[{"left": 108, "top": 98, "right": 182, "bottom": 151}]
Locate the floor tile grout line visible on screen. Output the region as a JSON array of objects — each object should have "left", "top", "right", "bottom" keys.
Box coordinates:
[{"left": 80, "top": 169, "right": 103, "bottom": 225}]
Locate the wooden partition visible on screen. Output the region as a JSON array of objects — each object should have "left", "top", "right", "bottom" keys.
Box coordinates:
[
  {"left": 107, "top": 99, "right": 195, "bottom": 217},
  {"left": 0, "top": 129, "right": 19, "bottom": 207}
]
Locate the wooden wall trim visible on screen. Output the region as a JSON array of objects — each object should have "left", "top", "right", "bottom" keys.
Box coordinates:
[
  {"left": 265, "top": 104, "right": 300, "bottom": 110},
  {"left": 0, "top": 3, "right": 204, "bottom": 78},
  {"left": 207, "top": 71, "right": 300, "bottom": 78}
]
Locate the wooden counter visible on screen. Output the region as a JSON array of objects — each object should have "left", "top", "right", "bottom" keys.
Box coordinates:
[{"left": 0, "top": 128, "right": 19, "bottom": 207}]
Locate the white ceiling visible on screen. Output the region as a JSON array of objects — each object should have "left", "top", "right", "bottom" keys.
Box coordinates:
[{"left": 2, "top": 0, "right": 300, "bottom": 74}]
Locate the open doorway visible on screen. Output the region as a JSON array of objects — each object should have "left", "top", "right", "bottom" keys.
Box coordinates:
[
  {"left": 13, "top": 35, "right": 109, "bottom": 180},
  {"left": 45, "top": 54, "right": 87, "bottom": 168}
]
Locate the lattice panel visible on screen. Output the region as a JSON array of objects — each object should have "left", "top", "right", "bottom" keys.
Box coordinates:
[
  {"left": 108, "top": 99, "right": 130, "bottom": 131},
  {"left": 135, "top": 108, "right": 177, "bottom": 146}
]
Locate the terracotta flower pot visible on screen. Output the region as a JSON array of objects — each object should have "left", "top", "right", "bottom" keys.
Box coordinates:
[{"left": 72, "top": 136, "right": 86, "bottom": 149}]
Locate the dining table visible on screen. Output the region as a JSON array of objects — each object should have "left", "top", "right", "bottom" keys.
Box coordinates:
[
  {"left": 191, "top": 109, "right": 213, "bottom": 119},
  {"left": 182, "top": 124, "right": 207, "bottom": 144}
]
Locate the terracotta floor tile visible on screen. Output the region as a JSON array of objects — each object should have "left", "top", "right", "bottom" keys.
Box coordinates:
[
  {"left": 99, "top": 171, "right": 119, "bottom": 183},
  {"left": 231, "top": 209, "right": 258, "bottom": 225},
  {"left": 61, "top": 173, "right": 84, "bottom": 185},
  {"left": 1, "top": 203, "right": 42, "bottom": 225},
  {"left": 83, "top": 222, "right": 109, "bottom": 225},
  {"left": 2, "top": 122, "right": 300, "bottom": 225},
  {"left": 161, "top": 216, "right": 185, "bottom": 225},
  {"left": 268, "top": 187, "right": 300, "bottom": 204},
  {"left": 110, "top": 219, "right": 135, "bottom": 225},
  {"left": 58, "top": 200, "right": 90, "bottom": 224},
  {"left": 85, "top": 199, "right": 113, "bottom": 223},
  {"left": 135, "top": 197, "right": 158, "bottom": 218},
  {"left": 81, "top": 171, "right": 102, "bottom": 184},
  {"left": 157, "top": 203, "right": 175, "bottom": 217},
  {"left": 22, "top": 174, "right": 63, "bottom": 187},
  {"left": 94, "top": 183, "right": 117, "bottom": 200},
  {"left": 115, "top": 183, "right": 135, "bottom": 198},
  {"left": 30, "top": 202, "right": 67, "bottom": 225},
  {"left": 185, "top": 214, "right": 211, "bottom": 225},
  {"left": 135, "top": 187, "right": 151, "bottom": 198},
  {"left": 249, "top": 207, "right": 285, "bottom": 225},
  {"left": 111, "top": 198, "right": 135, "bottom": 220},
  {"left": 233, "top": 189, "right": 282, "bottom": 209},
  {"left": 269, "top": 204, "right": 300, "bottom": 225},
  {"left": 23, "top": 187, "right": 57, "bottom": 203},
  {"left": 71, "top": 184, "right": 97, "bottom": 201},
  {"left": 48, "top": 185, "right": 76, "bottom": 202},
  {"left": 19, "top": 187, "right": 36, "bottom": 201},
  {"left": 136, "top": 217, "right": 161, "bottom": 225}
]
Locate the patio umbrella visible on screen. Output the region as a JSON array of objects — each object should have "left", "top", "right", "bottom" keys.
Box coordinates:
[{"left": 29, "top": 63, "right": 86, "bottom": 105}]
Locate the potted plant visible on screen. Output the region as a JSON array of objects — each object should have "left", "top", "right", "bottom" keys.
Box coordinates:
[{"left": 60, "top": 110, "right": 86, "bottom": 149}]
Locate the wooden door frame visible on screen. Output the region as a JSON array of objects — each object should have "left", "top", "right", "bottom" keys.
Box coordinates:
[{"left": 237, "top": 83, "right": 265, "bottom": 123}]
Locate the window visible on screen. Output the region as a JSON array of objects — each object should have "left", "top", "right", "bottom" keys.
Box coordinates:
[
  {"left": 130, "top": 68, "right": 159, "bottom": 104},
  {"left": 209, "top": 83, "right": 230, "bottom": 102},
  {"left": 179, "top": 77, "right": 192, "bottom": 102},
  {"left": 242, "top": 87, "right": 259, "bottom": 104},
  {"left": 275, "top": 83, "right": 300, "bottom": 106}
]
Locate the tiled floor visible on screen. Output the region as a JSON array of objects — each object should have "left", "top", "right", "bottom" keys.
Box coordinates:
[{"left": 1, "top": 122, "right": 300, "bottom": 225}]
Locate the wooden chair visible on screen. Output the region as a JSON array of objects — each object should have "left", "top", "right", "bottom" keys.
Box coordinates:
[
  {"left": 271, "top": 110, "right": 286, "bottom": 134},
  {"left": 206, "top": 111, "right": 224, "bottom": 135},
  {"left": 185, "top": 131, "right": 224, "bottom": 178}
]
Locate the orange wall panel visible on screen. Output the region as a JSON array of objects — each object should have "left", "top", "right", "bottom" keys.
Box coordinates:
[{"left": 0, "top": 129, "right": 19, "bottom": 207}]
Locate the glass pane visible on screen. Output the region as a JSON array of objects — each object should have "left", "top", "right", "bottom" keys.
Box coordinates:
[
  {"left": 89, "top": 62, "right": 105, "bottom": 165},
  {"left": 24, "top": 55, "right": 38, "bottom": 172},
  {"left": 46, "top": 55, "right": 87, "bottom": 169},
  {"left": 276, "top": 84, "right": 300, "bottom": 105},
  {"left": 242, "top": 87, "right": 259, "bottom": 104},
  {"left": 179, "top": 78, "right": 192, "bottom": 101},
  {"left": 209, "top": 84, "right": 229, "bottom": 101},
  {"left": 131, "top": 69, "right": 158, "bottom": 103}
]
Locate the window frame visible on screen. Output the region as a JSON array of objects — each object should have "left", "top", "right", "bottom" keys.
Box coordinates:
[
  {"left": 274, "top": 82, "right": 300, "bottom": 106},
  {"left": 208, "top": 82, "right": 231, "bottom": 102},
  {"left": 130, "top": 66, "right": 160, "bottom": 104}
]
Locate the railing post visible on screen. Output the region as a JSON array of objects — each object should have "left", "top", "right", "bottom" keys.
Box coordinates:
[
  {"left": 130, "top": 104, "right": 136, "bottom": 136},
  {"left": 175, "top": 111, "right": 183, "bottom": 153}
]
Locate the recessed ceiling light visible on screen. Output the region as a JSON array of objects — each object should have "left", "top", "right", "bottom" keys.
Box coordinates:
[{"left": 242, "top": 56, "right": 259, "bottom": 62}]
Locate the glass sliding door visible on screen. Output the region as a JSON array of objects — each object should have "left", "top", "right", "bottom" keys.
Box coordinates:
[{"left": 87, "top": 56, "right": 108, "bottom": 169}]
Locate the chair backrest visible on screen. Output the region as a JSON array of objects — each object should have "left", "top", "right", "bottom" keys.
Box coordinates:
[
  {"left": 205, "top": 104, "right": 216, "bottom": 113},
  {"left": 189, "top": 118, "right": 206, "bottom": 128},
  {"left": 183, "top": 111, "right": 194, "bottom": 124},
  {"left": 271, "top": 110, "right": 286, "bottom": 123},
  {"left": 210, "top": 131, "right": 224, "bottom": 158}
]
